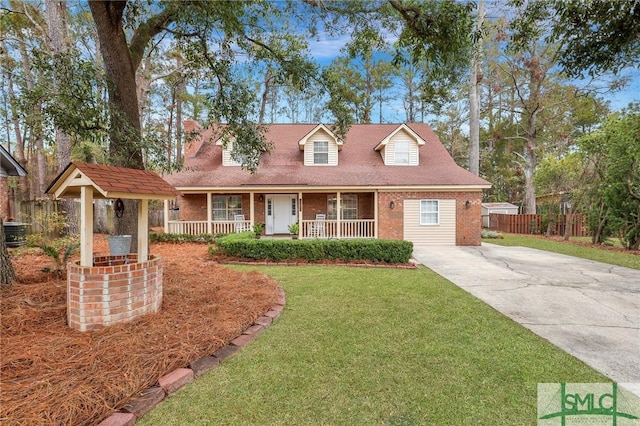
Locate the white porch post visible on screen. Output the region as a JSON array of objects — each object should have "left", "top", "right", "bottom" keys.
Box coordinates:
[
  {"left": 336, "top": 191, "right": 341, "bottom": 239},
  {"left": 137, "top": 199, "right": 149, "bottom": 262},
  {"left": 79, "top": 186, "right": 93, "bottom": 267},
  {"left": 249, "top": 191, "right": 255, "bottom": 226},
  {"left": 206, "top": 193, "right": 212, "bottom": 234},
  {"left": 374, "top": 191, "right": 379, "bottom": 239},
  {"left": 298, "top": 192, "right": 303, "bottom": 238},
  {"left": 163, "top": 199, "right": 169, "bottom": 233}
]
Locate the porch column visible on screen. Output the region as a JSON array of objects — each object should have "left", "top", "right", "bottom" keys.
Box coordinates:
[
  {"left": 298, "top": 192, "right": 303, "bottom": 238},
  {"left": 137, "top": 198, "right": 149, "bottom": 262},
  {"left": 206, "top": 193, "right": 212, "bottom": 234},
  {"left": 79, "top": 186, "right": 93, "bottom": 267},
  {"left": 249, "top": 191, "right": 255, "bottom": 226},
  {"left": 163, "top": 199, "right": 169, "bottom": 233},
  {"left": 374, "top": 191, "right": 379, "bottom": 239},
  {"left": 336, "top": 191, "right": 341, "bottom": 239}
]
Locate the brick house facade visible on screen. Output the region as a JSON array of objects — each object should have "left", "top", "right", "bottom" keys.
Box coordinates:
[{"left": 164, "top": 122, "right": 491, "bottom": 246}]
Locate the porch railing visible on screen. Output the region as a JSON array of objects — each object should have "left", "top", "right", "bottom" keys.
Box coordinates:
[
  {"left": 168, "top": 219, "right": 375, "bottom": 238},
  {"left": 167, "top": 220, "right": 251, "bottom": 235},
  {"left": 300, "top": 219, "right": 375, "bottom": 239}
]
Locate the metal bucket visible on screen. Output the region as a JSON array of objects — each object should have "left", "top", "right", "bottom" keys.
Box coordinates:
[{"left": 108, "top": 235, "right": 132, "bottom": 256}]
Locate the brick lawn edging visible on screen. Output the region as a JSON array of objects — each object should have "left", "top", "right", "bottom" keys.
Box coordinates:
[
  {"left": 213, "top": 259, "right": 419, "bottom": 269},
  {"left": 97, "top": 286, "right": 286, "bottom": 426}
]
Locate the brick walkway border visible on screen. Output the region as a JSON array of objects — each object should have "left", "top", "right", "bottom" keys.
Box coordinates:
[
  {"left": 97, "top": 286, "right": 286, "bottom": 426},
  {"left": 214, "top": 259, "right": 419, "bottom": 269}
]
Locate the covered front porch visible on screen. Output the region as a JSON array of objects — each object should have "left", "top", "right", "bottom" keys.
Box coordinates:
[{"left": 164, "top": 191, "right": 379, "bottom": 239}]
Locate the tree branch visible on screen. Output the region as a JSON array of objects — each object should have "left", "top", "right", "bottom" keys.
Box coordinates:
[{"left": 129, "top": 7, "right": 176, "bottom": 71}]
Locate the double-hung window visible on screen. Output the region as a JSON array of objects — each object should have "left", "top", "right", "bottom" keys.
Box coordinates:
[
  {"left": 327, "top": 194, "right": 357, "bottom": 220},
  {"left": 314, "top": 141, "right": 329, "bottom": 164},
  {"left": 212, "top": 195, "right": 242, "bottom": 221},
  {"left": 420, "top": 200, "right": 439, "bottom": 225},
  {"left": 394, "top": 141, "right": 410, "bottom": 165}
]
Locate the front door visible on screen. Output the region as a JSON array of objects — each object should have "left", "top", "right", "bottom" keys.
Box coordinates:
[{"left": 265, "top": 194, "right": 297, "bottom": 235}]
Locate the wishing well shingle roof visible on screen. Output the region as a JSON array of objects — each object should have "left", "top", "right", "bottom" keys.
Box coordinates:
[
  {"left": 47, "top": 162, "right": 180, "bottom": 199},
  {"left": 164, "top": 123, "right": 491, "bottom": 190}
]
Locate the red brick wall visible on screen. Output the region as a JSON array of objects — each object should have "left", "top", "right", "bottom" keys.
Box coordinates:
[
  {"left": 179, "top": 194, "right": 207, "bottom": 220},
  {"left": 67, "top": 254, "right": 163, "bottom": 332},
  {"left": 378, "top": 191, "right": 483, "bottom": 246},
  {"left": 301, "top": 193, "right": 330, "bottom": 220},
  {"left": 0, "top": 177, "right": 8, "bottom": 221}
]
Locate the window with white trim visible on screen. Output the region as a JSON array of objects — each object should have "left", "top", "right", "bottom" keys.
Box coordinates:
[
  {"left": 314, "top": 141, "right": 329, "bottom": 164},
  {"left": 420, "top": 200, "right": 439, "bottom": 225},
  {"left": 327, "top": 194, "right": 357, "bottom": 220},
  {"left": 212, "top": 195, "right": 242, "bottom": 221},
  {"left": 394, "top": 140, "right": 410, "bottom": 164}
]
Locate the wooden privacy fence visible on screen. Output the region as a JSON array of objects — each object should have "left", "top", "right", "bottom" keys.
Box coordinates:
[
  {"left": 16, "top": 200, "right": 168, "bottom": 237},
  {"left": 488, "top": 213, "right": 588, "bottom": 237}
]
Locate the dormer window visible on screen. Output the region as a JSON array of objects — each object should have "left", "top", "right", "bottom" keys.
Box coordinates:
[
  {"left": 394, "top": 141, "right": 410, "bottom": 165},
  {"left": 313, "top": 141, "right": 329, "bottom": 164},
  {"left": 374, "top": 124, "right": 426, "bottom": 166},
  {"left": 299, "top": 124, "right": 341, "bottom": 166}
]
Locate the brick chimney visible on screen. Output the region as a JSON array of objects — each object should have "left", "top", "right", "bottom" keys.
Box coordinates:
[{"left": 183, "top": 120, "right": 204, "bottom": 158}]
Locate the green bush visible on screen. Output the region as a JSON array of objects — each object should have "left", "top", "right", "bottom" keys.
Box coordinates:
[
  {"left": 213, "top": 237, "right": 413, "bottom": 263},
  {"left": 150, "top": 233, "right": 217, "bottom": 244},
  {"left": 481, "top": 229, "right": 503, "bottom": 239}
]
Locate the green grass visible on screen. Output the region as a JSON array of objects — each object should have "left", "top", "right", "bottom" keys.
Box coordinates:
[
  {"left": 139, "top": 266, "right": 607, "bottom": 425},
  {"left": 484, "top": 234, "right": 640, "bottom": 270}
]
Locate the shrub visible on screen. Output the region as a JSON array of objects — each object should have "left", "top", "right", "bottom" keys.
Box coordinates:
[
  {"left": 481, "top": 229, "right": 503, "bottom": 239},
  {"left": 213, "top": 237, "right": 413, "bottom": 263},
  {"left": 40, "top": 241, "right": 80, "bottom": 276},
  {"left": 150, "top": 233, "right": 217, "bottom": 244}
]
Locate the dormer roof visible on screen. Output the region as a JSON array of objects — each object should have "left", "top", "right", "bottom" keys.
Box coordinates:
[
  {"left": 374, "top": 123, "right": 426, "bottom": 151},
  {"left": 297, "top": 123, "right": 343, "bottom": 151}
]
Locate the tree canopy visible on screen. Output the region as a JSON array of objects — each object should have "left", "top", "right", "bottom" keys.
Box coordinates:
[{"left": 511, "top": 0, "right": 640, "bottom": 77}]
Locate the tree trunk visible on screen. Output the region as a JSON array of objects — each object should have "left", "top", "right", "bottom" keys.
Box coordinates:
[
  {"left": 563, "top": 210, "right": 574, "bottom": 240},
  {"left": 89, "top": 1, "right": 145, "bottom": 249},
  {"left": 259, "top": 68, "right": 273, "bottom": 124},
  {"left": 17, "top": 35, "right": 46, "bottom": 199},
  {"left": 175, "top": 65, "right": 185, "bottom": 164},
  {"left": 89, "top": 1, "right": 144, "bottom": 169},
  {"left": 94, "top": 199, "right": 110, "bottom": 233},
  {"left": 522, "top": 136, "right": 537, "bottom": 214},
  {"left": 46, "top": 0, "right": 78, "bottom": 234},
  {"left": 1, "top": 218, "right": 16, "bottom": 286},
  {"left": 468, "top": 0, "right": 484, "bottom": 176},
  {"left": 2, "top": 42, "right": 29, "bottom": 201}
]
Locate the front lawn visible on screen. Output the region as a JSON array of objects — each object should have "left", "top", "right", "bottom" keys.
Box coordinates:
[
  {"left": 139, "top": 265, "right": 607, "bottom": 425},
  {"left": 484, "top": 233, "right": 640, "bottom": 270}
]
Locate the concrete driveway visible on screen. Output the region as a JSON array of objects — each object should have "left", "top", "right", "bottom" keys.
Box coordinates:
[{"left": 412, "top": 243, "right": 640, "bottom": 395}]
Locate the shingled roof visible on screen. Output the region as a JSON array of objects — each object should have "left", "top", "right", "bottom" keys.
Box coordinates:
[
  {"left": 165, "top": 123, "right": 491, "bottom": 190},
  {"left": 46, "top": 162, "right": 180, "bottom": 200}
]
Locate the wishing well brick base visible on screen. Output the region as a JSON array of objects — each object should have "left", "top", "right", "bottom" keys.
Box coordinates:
[{"left": 67, "top": 254, "right": 163, "bottom": 332}]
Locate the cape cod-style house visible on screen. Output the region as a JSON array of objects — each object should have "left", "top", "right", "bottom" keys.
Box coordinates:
[{"left": 162, "top": 121, "right": 491, "bottom": 246}]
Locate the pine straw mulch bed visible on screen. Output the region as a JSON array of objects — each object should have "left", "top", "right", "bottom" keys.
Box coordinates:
[{"left": 1, "top": 235, "right": 279, "bottom": 425}]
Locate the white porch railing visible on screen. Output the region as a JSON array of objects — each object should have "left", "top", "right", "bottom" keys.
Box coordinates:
[
  {"left": 168, "top": 220, "right": 208, "bottom": 235},
  {"left": 167, "top": 220, "right": 251, "bottom": 235},
  {"left": 168, "top": 219, "right": 374, "bottom": 238},
  {"left": 300, "top": 219, "right": 375, "bottom": 239}
]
